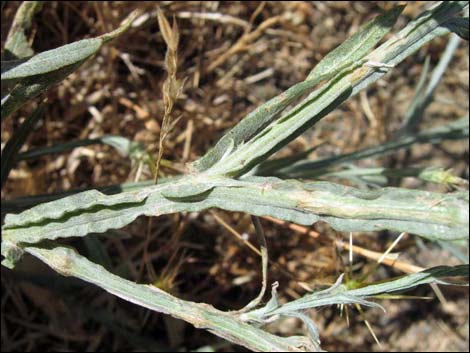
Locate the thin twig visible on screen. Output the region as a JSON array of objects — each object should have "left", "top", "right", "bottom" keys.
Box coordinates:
[
  {"left": 211, "top": 211, "right": 313, "bottom": 292},
  {"left": 235, "top": 216, "right": 269, "bottom": 313},
  {"left": 207, "top": 14, "right": 281, "bottom": 72},
  {"left": 262, "top": 216, "right": 425, "bottom": 274}
]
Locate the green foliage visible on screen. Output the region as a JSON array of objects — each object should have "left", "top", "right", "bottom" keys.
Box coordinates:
[
  {"left": 2, "top": 177, "right": 468, "bottom": 252},
  {"left": 3, "top": 1, "right": 43, "bottom": 60},
  {"left": 193, "top": 5, "right": 405, "bottom": 172},
  {"left": 0, "top": 103, "right": 44, "bottom": 187},
  {"left": 256, "top": 116, "right": 469, "bottom": 179},
  {"left": 1, "top": 10, "right": 137, "bottom": 119}
]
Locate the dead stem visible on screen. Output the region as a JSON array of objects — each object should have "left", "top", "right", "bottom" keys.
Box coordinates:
[{"left": 140, "top": 7, "right": 183, "bottom": 281}]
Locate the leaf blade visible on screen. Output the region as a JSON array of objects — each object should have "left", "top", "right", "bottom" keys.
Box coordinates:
[
  {"left": 1, "top": 11, "right": 138, "bottom": 120},
  {"left": 192, "top": 5, "right": 405, "bottom": 173},
  {"left": 306, "top": 4, "right": 405, "bottom": 80},
  {"left": 0, "top": 103, "right": 45, "bottom": 188},
  {"left": 3, "top": 1, "right": 43, "bottom": 60},
  {"left": 3, "top": 177, "right": 467, "bottom": 248}
]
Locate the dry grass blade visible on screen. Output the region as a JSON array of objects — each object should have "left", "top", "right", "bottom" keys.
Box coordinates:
[
  {"left": 207, "top": 7, "right": 281, "bottom": 73},
  {"left": 263, "top": 216, "right": 425, "bottom": 274}
]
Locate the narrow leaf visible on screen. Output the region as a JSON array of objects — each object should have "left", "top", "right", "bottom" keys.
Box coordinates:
[
  {"left": 3, "top": 187, "right": 151, "bottom": 229},
  {"left": 267, "top": 116, "right": 469, "bottom": 179},
  {"left": 1, "top": 39, "right": 102, "bottom": 80},
  {"left": 3, "top": 177, "right": 468, "bottom": 248},
  {"left": 3, "top": 1, "right": 43, "bottom": 60},
  {"left": 306, "top": 5, "right": 405, "bottom": 80},
  {"left": 353, "top": 1, "right": 468, "bottom": 93},
  {"left": 1, "top": 61, "right": 84, "bottom": 119},
  {"left": 398, "top": 34, "right": 461, "bottom": 137},
  {"left": 397, "top": 55, "right": 431, "bottom": 136},
  {"left": 1, "top": 103, "right": 45, "bottom": 188},
  {"left": 348, "top": 265, "right": 469, "bottom": 297},
  {"left": 443, "top": 17, "right": 469, "bottom": 39},
  {"left": 17, "top": 135, "right": 149, "bottom": 161},
  {"left": 201, "top": 2, "right": 469, "bottom": 177},
  {"left": 1, "top": 179, "right": 159, "bottom": 214},
  {"left": 1, "top": 10, "right": 138, "bottom": 120},
  {"left": 251, "top": 265, "right": 468, "bottom": 321},
  {"left": 83, "top": 234, "right": 113, "bottom": 270},
  {"left": 193, "top": 5, "right": 405, "bottom": 173},
  {"left": 19, "top": 245, "right": 311, "bottom": 352},
  {"left": 320, "top": 166, "right": 469, "bottom": 187}
]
